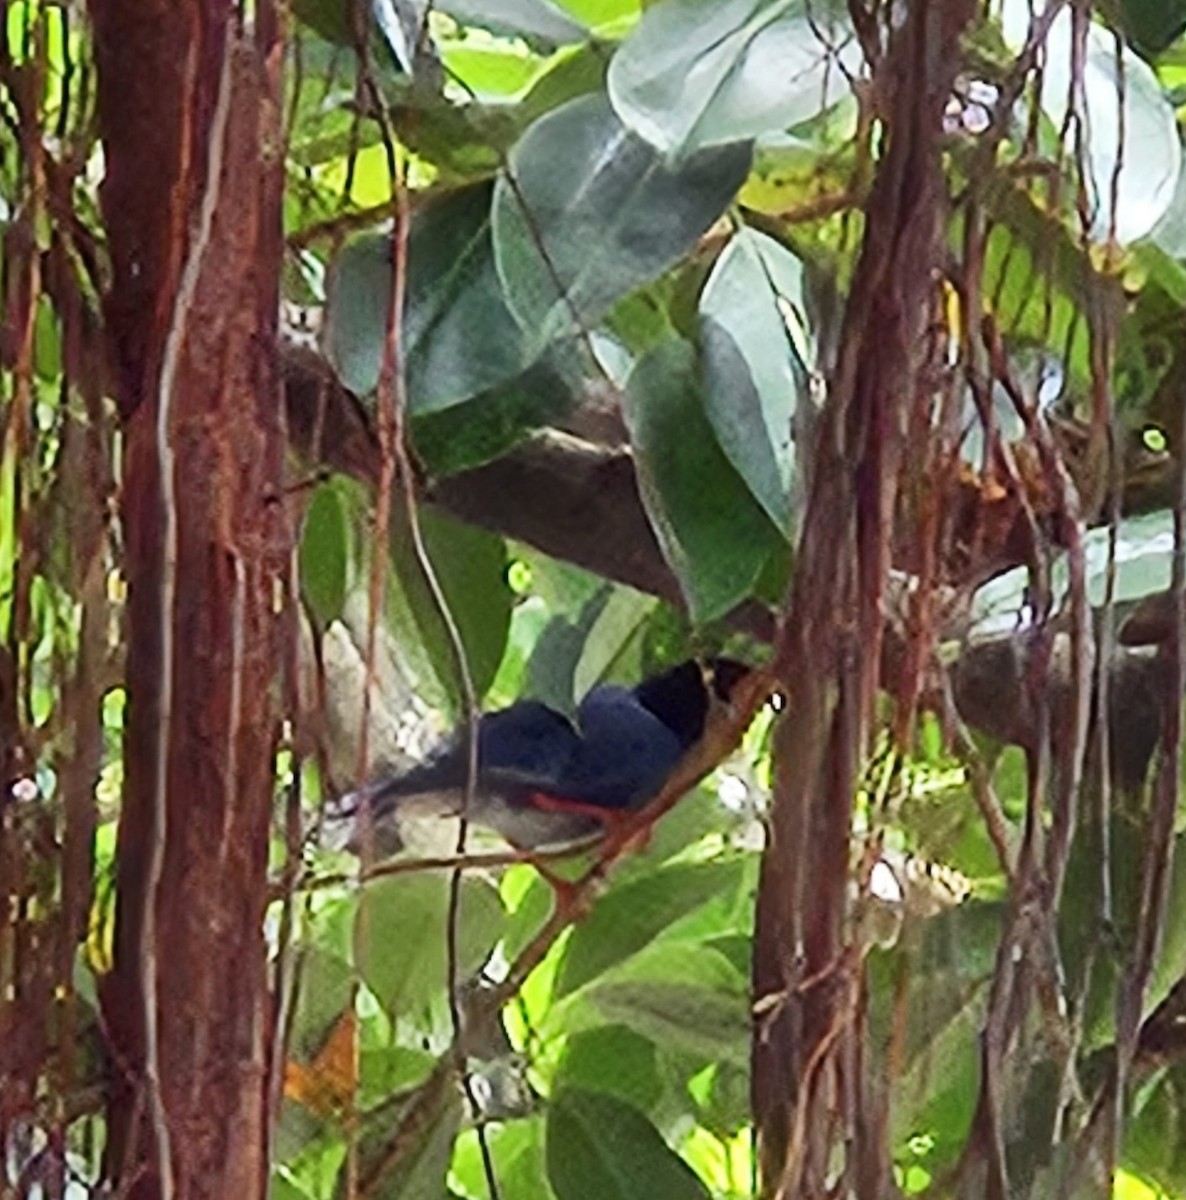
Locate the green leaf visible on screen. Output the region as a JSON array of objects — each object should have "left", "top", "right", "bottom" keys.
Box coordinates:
[
  {"left": 571, "top": 587, "right": 657, "bottom": 698},
  {"left": 371, "top": 0, "right": 424, "bottom": 74},
  {"left": 487, "top": 591, "right": 551, "bottom": 706},
  {"left": 492, "top": 93, "right": 751, "bottom": 350},
  {"left": 411, "top": 352, "right": 579, "bottom": 477},
  {"left": 555, "top": 858, "right": 749, "bottom": 997},
  {"left": 546, "top": 1086, "right": 711, "bottom": 1200},
  {"left": 623, "top": 337, "right": 786, "bottom": 622},
  {"left": 502, "top": 868, "right": 560, "bottom": 961},
  {"left": 699, "top": 226, "right": 811, "bottom": 528},
  {"left": 0, "top": 422, "right": 14, "bottom": 644},
  {"left": 285, "top": 35, "right": 383, "bottom": 170},
  {"left": 442, "top": 44, "right": 545, "bottom": 99},
  {"left": 865, "top": 902, "right": 1003, "bottom": 1168},
  {"left": 693, "top": 1061, "right": 751, "bottom": 1138},
  {"left": 33, "top": 295, "right": 62, "bottom": 382},
  {"left": 287, "top": 948, "right": 356, "bottom": 1062},
  {"left": 452, "top": 1121, "right": 555, "bottom": 1200},
  {"left": 387, "top": 509, "right": 514, "bottom": 712},
  {"left": 274, "top": 1127, "right": 347, "bottom": 1197},
  {"left": 967, "top": 196, "right": 1095, "bottom": 395},
  {"left": 440, "top": 0, "right": 589, "bottom": 47},
  {"left": 556, "top": 0, "right": 641, "bottom": 30},
  {"left": 554, "top": 1025, "right": 663, "bottom": 1113},
  {"left": 1122, "top": 1066, "right": 1186, "bottom": 1194},
  {"left": 343, "top": 1079, "right": 464, "bottom": 1200},
  {"left": 524, "top": 613, "right": 600, "bottom": 717},
  {"left": 358, "top": 1045, "right": 436, "bottom": 1110},
  {"left": 519, "top": 41, "right": 611, "bottom": 124},
  {"left": 354, "top": 873, "right": 504, "bottom": 1016},
  {"left": 1060, "top": 824, "right": 1186, "bottom": 1052},
  {"left": 271, "top": 1175, "right": 318, "bottom": 1200},
  {"left": 607, "top": 0, "right": 858, "bottom": 158},
  {"left": 324, "top": 183, "right": 530, "bottom": 407},
  {"left": 1146, "top": 833, "right": 1186, "bottom": 1020},
  {"left": 587, "top": 975, "right": 749, "bottom": 1067},
  {"left": 553, "top": 941, "right": 750, "bottom": 1066},
  {"left": 300, "top": 481, "right": 354, "bottom": 629},
  {"left": 1111, "top": 0, "right": 1186, "bottom": 55},
  {"left": 970, "top": 509, "right": 1178, "bottom": 637},
  {"left": 612, "top": 786, "right": 743, "bottom": 875},
  {"left": 290, "top": 0, "right": 417, "bottom": 75},
  {"left": 1000, "top": 0, "right": 1180, "bottom": 244},
  {"left": 290, "top": 0, "right": 354, "bottom": 43}
]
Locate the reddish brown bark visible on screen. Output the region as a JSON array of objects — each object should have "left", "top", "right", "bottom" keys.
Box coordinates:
[
  {"left": 751, "top": 3, "right": 976, "bottom": 1196},
  {"left": 90, "top": 3, "right": 287, "bottom": 1196}
]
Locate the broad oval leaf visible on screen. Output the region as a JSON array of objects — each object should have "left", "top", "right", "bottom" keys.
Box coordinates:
[
  {"left": 324, "top": 183, "right": 529, "bottom": 408},
  {"left": 969, "top": 509, "right": 1175, "bottom": 637},
  {"left": 554, "top": 1025, "right": 663, "bottom": 1113},
  {"left": 608, "top": 0, "right": 860, "bottom": 159},
  {"left": 867, "top": 902, "right": 1002, "bottom": 1169},
  {"left": 387, "top": 509, "right": 514, "bottom": 713},
  {"left": 555, "top": 858, "right": 750, "bottom": 998},
  {"left": 550, "top": 941, "right": 750, "bottom": 1067},
  {"left": 291, "top": 0, "right": 425, "bottom": 67},
  {"left": 287, "top": 948, "right": 357, "bottom": 1065},
  {"left": 623, "top": 337, "right": 786, "bottom": 622},
  {"left": 571, "top": 587, "right": 657, "bottom": 699},
  {"left": 451, "top": 1119, "right": 553, "bottom": 1200},
  {"left": 699, "top": 226, "right": 811, "bottom": 528},
  {"left": 354, "top": 872, "right": 504, "bottom": 1016},
  {"left": 341, "top": 1075, "right": 464, "bottom": 1200},
  {"left": 440, "top": 0, "right": 589, "bottom": 47},
  {"left": 1111, "top": 0, "right": 1186, "bottom": 55},
  {"left": 299, "top": 480, "right": 354, "bottom": 629},
  {"left": 1121, "top": 1070, "right": 1186, "bottom": 1196},
  {"left": 411, "top": 352, "right": 580, "bottom": 477},
  {"left": 372, "top": 0, "right": 427, "bottom": 74},
  {"left": 492, "top": 93, "right": 752, "bottom": 349},
  {"left": 560, "top": 0, "right": 642, "bottom": 29},
  {"left": 1000, "top": 0, "right": 1180, "bottom": 245},
  {"left": 586, "top": 976, "right": 750, "bottom": 1067},
  {"left": 546, "top": 1086, "right": 711, "bottom": 1200}
]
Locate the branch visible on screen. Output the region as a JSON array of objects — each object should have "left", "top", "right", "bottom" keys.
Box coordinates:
[{"left": 280, "top": 338, "right": 1172, "bottom": 771}]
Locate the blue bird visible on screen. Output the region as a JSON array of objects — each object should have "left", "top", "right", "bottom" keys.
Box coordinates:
[{"left": 335, "top": 657, "right": 751, "bottom": 854}]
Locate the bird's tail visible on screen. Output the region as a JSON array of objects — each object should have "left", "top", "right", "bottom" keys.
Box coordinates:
[
  {"left": 330, "top": 773, "right": 412, "bottom": 822},
  {"left": 322, "top": 770, "right": 425, "bottom": 858},
  {"left": 326, "top": 764, "right": 467, "bottom": 857}
]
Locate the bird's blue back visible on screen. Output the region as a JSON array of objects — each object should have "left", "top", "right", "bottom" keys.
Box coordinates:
[
  {"left": 391, "top": 701, "right": 579, "bottom": 795},
  {"left": 553, "top": 684, "right": 684, "bottom": 810}
]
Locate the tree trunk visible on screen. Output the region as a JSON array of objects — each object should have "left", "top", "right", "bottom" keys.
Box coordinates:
[{"left": 91, "top": 3, "right": 288, "bottom": 1196}]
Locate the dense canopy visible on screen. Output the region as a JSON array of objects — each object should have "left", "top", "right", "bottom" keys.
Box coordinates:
[{"left": 6, "top": 1, "right": 1186, "bottom": 1198}]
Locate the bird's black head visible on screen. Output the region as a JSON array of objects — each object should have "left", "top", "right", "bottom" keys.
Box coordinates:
[{"left": 633, "top": 657, "right": 751, "bottom": 748}]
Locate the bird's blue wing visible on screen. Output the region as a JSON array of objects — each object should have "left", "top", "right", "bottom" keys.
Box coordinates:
[
  {"left": 475, "top": 702, "right": 581, "bottom": 788},
  {"left": 347, "top": 701, "right": 579, "bottom": 809},
  {"left": 555, "top": 685, "right": 684, "bottom": 811}
]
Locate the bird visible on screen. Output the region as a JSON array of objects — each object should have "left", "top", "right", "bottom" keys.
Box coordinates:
[{"left": 332, "top": 657, "right": 752, "bottom": 856}]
